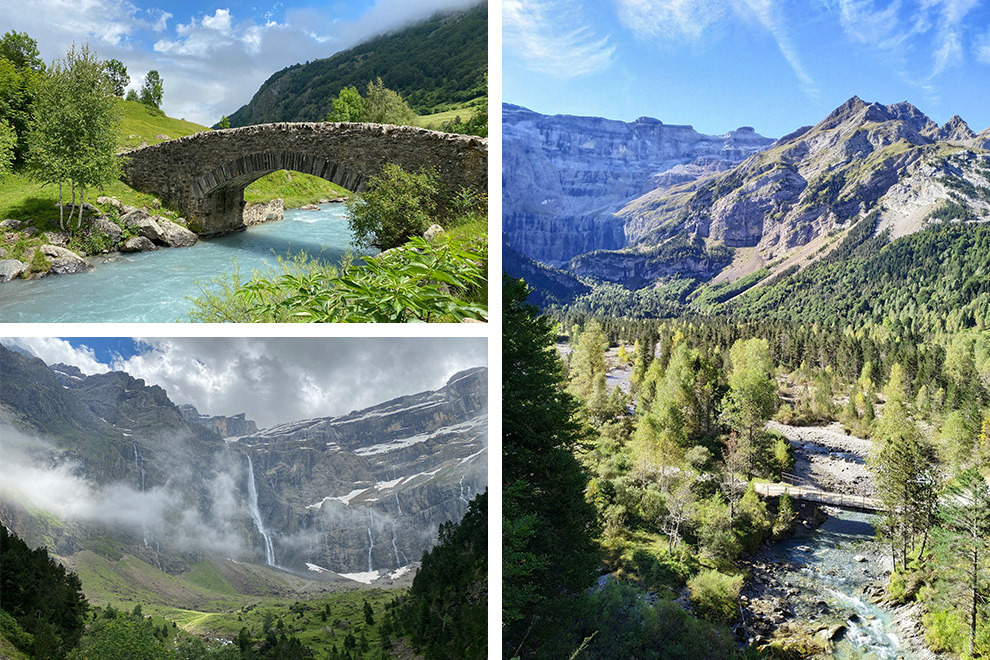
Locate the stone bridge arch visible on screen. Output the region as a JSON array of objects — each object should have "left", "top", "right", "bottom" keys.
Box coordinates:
[{"left": 121, "top": 122, "right": 487, "bottom": 236}]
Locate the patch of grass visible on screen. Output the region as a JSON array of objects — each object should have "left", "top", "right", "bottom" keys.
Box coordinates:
[
  {"left": 244, "top": 170, "right": 351, "bottom": 208},
  {"left": 415, "top": 97, "right": 485, "bottom": 129},
  {"left": 117, "top": 99, "right": 207, "bottom": 150},
  {"left": 183, "top": 561, "right": 237, "bottom": 596}
]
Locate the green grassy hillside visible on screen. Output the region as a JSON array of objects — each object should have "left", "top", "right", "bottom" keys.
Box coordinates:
[{"left": 116, "top": 99, "right": 207, "bottom": 149}]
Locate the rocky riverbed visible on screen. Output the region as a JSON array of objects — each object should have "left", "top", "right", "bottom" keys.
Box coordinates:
[
  {"left": 742, "top": 423, "right": 940, "bottom": 659},
  {"left": 768, "top": 421, "right": 875, "bottom": 497}
]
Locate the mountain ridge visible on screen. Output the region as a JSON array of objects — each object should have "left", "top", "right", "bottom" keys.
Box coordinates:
[
  {"left": 504, "top": 97, "right": 990, "bottom": 297},
  {"left": 0, "top": 344, "right": 487, "bottom": 583}
]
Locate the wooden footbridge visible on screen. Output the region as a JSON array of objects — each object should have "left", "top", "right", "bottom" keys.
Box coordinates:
[{"left": 752, "top": 481, "right": 881, "bottom": 513}]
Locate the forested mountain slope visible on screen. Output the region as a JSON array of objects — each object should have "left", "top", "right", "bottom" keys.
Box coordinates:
[{"left": 226, "top": 3, "right": 486, "bottom": 127}]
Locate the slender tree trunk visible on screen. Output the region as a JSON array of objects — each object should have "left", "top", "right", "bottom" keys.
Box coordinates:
[
  {"left": 58, "top": 181, "right": 64, "bottom": 229},
  {"left": 971, "top": 545, "right": 978, "bottom": 658},
  {"left": 77, "top": 187, "right": 84, "bottom": 229}
]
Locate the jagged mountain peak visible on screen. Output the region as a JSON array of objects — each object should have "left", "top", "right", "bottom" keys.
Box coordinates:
[
  {"left": 938, "top": 115, "right": 976, "bottom": 141},
  {"left": 812, "top": 96, "right": 936, "bottom": 139}
]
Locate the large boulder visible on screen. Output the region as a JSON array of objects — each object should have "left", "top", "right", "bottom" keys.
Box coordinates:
[
  {"left": 120, "top": 209, "right": 166, "bottom": 243},
  {"left": 156, "top": 217, "right": 197, "bottom": 247},
  {"left": 43, "top": 231, "right": 70, "bottom": 246},
  {"left": 96, "top": 196, "right": 125, "bottom": 212},
  {"left": 40, "top": 245, "right": 92, "bottom": 275},
  {"left": 0, "top": 219, "right": 22, "bottom": 230},
  {"left": 120, "top": 236, "right": 157, "bottom": 253},
  {"left": 88, "top": 216, "right": 124, "bottom": 245},
  {"left": 0, "top": 259, "right": 29, "bottom": 282}
]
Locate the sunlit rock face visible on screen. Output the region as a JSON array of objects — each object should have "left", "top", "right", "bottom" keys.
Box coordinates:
[
  {"left": 502, "top": 103, "right": 774, "bottom": 265},
  {"left": 0, "top": 344, "right": 487, "bottom": 577}
]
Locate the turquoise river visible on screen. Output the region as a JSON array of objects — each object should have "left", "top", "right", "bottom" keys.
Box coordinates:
[{"left": 0, "top": 204, "right": 365, "bottom": 323}]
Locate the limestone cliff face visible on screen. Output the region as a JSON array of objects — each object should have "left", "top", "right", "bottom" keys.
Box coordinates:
[
  {"left": 0, "top": 345, "right": 487, "bottom": 580},
  {"left": 502, "top": 103, "right": 774, "bottom": 265},
  {"left": 179, "top": 404, "right": 258, "bottom": 438},
  {"left": 237, "top": 367, "right": 487, "bottom": 574}
]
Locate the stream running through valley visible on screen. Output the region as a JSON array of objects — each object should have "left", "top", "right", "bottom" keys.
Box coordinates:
[
  {"left": 0, "top": 203, "right": 365, "bottom": 322},
  {"left": 744, "top": 424, "right": 925, "bottom": 659}
]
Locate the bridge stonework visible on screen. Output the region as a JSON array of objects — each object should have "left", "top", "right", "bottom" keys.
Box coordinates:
[{"left": 121, "top": 122, "right": 488, "bottom": 236}]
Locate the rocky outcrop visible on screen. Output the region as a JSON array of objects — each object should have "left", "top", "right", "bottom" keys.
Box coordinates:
[
  {"left": 234, "top": 367, "right": 488, "bottom": 572},
  {"left": 502, "top": 103, "right": 774, "bottom": 265},
  {"left": 621, "top": 97, "right": 990, "bottom": 268},
  {"left": 40, "top": 245, "right": 91, "bottom": 275},
  {"left": 178, "top": 404, "right": 258, "bottom": 438},
  {"left": 243, "top": 199, "right": 284, "bottom": 226},
  {"left": 0, "top": 259, "right": 28, "bottom": 282}
]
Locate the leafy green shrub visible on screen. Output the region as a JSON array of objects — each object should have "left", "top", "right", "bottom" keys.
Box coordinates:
[
  {"left": 190, "top": 236, "right": 487, "bottom": 323},
  {"left": 0, "top": 610, "right": 34, "bottom": 652},
  {"left": 346, "top": 163, "right": 439, "bottom": 250},
  {"left": 687, "top": 570, "right": 743, "bottom": 624},
  {"left": 923, "top": 608, "right": 970, "bottom": 654}
]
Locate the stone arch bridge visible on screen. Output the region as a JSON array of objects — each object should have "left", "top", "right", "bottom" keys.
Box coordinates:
[{"left": 121, "top": 122, "right": 488, "bottom": 236}]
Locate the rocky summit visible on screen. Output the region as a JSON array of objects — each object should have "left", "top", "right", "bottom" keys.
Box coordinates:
[{"left": 0, "top": 344, "right": 487, "bottom": 582}]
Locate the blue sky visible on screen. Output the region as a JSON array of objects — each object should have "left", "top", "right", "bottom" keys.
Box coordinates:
[
  {"left": 0, "top": 0, "right": 479, "bottom": 125},
  {"left": 504, "top": 0, "right": 990, "bottom": 138}
]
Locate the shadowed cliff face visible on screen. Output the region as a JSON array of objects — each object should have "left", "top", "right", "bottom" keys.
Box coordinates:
[
  {"left": 502, "top": 103, "right": 774, "bottom": 265},
  {"left": 0, "top": 345, "right": 487, "bottom": 578},
  {"left": 234, "top": 367, "right": 488, "bottom": 574}
]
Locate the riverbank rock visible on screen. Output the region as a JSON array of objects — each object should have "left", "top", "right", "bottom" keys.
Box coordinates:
[
  {"left": 0, "top": 259, "right": 29, "bottom": 282},
  {"left": 299, "top": 204, "right": 321, "bottom": 210},
  {"left": 43, "top": 231, "right": 70, "bottom": 246},
  {"left": 243, "top": 199, "right": 284, "bottom": 226},
  {"left": 0, "top": 219, "right": 22, "bottom": 230},
  {"left": 96, "top": 196, "right": 125, "bottom": 213},
  {"left": 121, "top": 236, "right": 156, "bottom": 252},
  {"left": 157, "top": 217, "right": 197, "bottom": 247},
  {"left": 40, "top": 245, "right": 92, "bottom": 275},
  {"left": 88, "top": 216, "right": 125, "bottom": 244},
  {"left": 424, "top": 224, "right": 445, "bottom": 243},
  {"left": 121, "top": 209, "right": 165, "bottom": 242}
]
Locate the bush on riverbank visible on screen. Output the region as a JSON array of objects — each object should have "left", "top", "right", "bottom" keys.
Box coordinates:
[
  {"left": 187, "top": 231, "right": 487, "bottom": 323},
  {"left": 688, "top": 570, "right": 744, "bottom": 624}
]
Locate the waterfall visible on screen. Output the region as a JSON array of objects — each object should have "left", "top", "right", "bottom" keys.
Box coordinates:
[
  {"left": 133, "top": 444, "right": 146, "bottom": 491},
  {"left": 391, "top": 522, "right": 406, "bottom": 566},
  {"left": 367, "top": 509, "right": 376, "bottom": 572},
  {"left": 245, "top": 455, "right": 275, "bottom": 566},
  {"left": 367, "top": 527, "right": 375, "bottom": 572},
  {"left": 458, "top": 474, "right": 469, "bottom": 503},
  {"left": 394, "top": 492, "right": 402, "bottom": 515}
]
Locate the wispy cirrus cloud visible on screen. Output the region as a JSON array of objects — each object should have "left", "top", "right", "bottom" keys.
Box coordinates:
[
  {"left": 734, "top": 0, "right": 819, "bottom": 97},
  {"left": 832, "top": 0, "right": 981, "bottom": 79},
  {"left": 612, "top": 0, "right": 818, "bottom": 97},
  {"left": 613, "top": 0, "right": 726, "bottom": 41},
  {"left": 504, "top": 0, "right": 615, "bottom": 78},
  {"left": 976, "top": 27, "right": 990, "bottom": 64}
]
